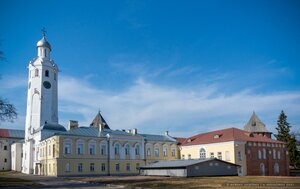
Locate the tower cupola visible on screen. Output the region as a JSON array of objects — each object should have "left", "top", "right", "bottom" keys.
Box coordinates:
[{"left": 36, "top": 30, "right": 51, "bottom": 58}]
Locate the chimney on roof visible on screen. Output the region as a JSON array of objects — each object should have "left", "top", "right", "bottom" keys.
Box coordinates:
[
  {"left": 68, "top": 120, "right": 78, "bottom": 130},
  {"left": 165, "top": 131, "right": 169, "bottom": 136},
  {"left": 127, "top": 129, "right": 132, "bottom": 134},
  {"left": 132, "top": 128, "right": 137, "bottom": 135}
]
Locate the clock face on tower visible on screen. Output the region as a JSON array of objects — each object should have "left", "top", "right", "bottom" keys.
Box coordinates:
[{"left": 43, "top": 81, "right": 51, "bottom": 89}]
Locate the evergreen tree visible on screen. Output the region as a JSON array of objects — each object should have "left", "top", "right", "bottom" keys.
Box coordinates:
[
  {"left": 275, "top": 110, "right": 299, "bottom": 168},
  {"left": 275, "top": 110, "right": 291, "bottom": 142}
]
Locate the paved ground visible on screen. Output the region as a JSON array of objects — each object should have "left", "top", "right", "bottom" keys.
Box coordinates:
[{"left": 0, "top": 172, "right": 126, "bottom": 189}]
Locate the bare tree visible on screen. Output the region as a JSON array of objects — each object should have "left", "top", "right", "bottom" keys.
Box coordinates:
[
  {"left": 0, "top": 97, "right": 17, "bottom": 122},
  {"left": 0, "top": 47, "right": 17, "bottom": 123}
]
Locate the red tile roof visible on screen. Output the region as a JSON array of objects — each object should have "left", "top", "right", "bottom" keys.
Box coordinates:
[
  {"left": 175, "top": 137, "right": 187, "bottom": 145},
  {"left": 0, "top": 129, "right": 9, "bottom": 138},
  {"left": 181, "top": 127, "right": 284, "bottom": 146}
]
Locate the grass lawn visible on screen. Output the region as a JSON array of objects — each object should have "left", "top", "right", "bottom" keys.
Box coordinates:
[
  {"left": 0, "top": 176, "right": 39, "bottom": 187},
  {"left": 80, "top": 176, "right": 300, "bottom": 189}
]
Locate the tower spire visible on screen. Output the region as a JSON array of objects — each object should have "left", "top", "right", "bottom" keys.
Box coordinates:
[{"left": 41, "top": 27, "right": 47, "bottom": 37}]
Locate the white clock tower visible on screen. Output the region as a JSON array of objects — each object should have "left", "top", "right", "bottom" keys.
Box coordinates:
[{"left": 22, "top": 32, "right": 59, "bottom": 174}]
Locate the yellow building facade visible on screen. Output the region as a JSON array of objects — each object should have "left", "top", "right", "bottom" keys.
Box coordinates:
[
  {"left": 35, "top": 113, "right": 179, "bottom": 176},
  {"left": 180, "top": 141, "right": 247, "bottom": 176}
]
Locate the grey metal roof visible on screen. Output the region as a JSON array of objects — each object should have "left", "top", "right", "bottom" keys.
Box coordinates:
[
  {"left": 244, "top": 112, "right": 270, "bottom": 133},
  {"left": 140, "top": 159, "right": 240, "bottom": 169},
  {"left": 56, "top": 127, "right": 137, "bottom": 138},
  {"left": 140, "top": 133, "right": 177, "bottom": 142},
  {"left": 7, "top": 129, "right": 24, "bottom": 138}
]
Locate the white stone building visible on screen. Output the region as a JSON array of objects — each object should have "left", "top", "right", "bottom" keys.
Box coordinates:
[{"left": 0, "top": 128, "right": 24, "bottom": 170}]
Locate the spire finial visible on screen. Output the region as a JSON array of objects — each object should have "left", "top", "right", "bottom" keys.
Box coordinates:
[{"left": 41, "top": 27, "right": 47, "bottom": 37}]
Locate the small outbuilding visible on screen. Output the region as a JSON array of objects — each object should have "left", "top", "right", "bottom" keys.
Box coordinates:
[{"left": 140, "top": 159, "right": 240, "bottom": 177}]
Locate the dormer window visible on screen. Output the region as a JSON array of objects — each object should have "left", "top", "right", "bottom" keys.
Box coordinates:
[
  {"left": 45, "top": 70, "right": 49, "bottom": 77},
  {"left": 252, "top": 122, "right": 256, "bottom": 126},
  {"left": 214, "top": 134, "right": 222, "bottom": 139}
]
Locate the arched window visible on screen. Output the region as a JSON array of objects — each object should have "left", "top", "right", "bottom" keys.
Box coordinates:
[
  {"left": 100, "top": 143, "right": 106, "bottom": 156},
  {"left": 76, "top": 139, "right": 84, "bottom": 155},
  {"left": 274, "top": 163, "right": 279, "bottom": 175},
  {"left": 114, "top": 144, "right": 120, "bottom": 155},
  {"left": 258, "top": 150, "right": 262, "bottom": 159},
  {"left": 163, "top": 145, "right": 168, "bottom": 157},
  {"left": 199, "top": 148, "right": 206, "bottom": 159},
  {"left": 35, "top": 69, "right": 39, "bottom": 77},
  {"left": 147, "top": 148, "right": 151, "bottom": 156},
  {"left": 260, "top": 163, "right": 265, "bottom": 176},
  {"left": 45, "top": 70, "right": 49, "bottom": 77},
  {"left": 262, "top": 148, "right": 266, "bottom": 159},
  {"left": 135, "top": 144, "right": 140, "bottom": 156},
  {"left": 63, "top": 139, "right": 72, "bottom": 155},
  {"left": 125, "top": 144, "right": 130, "bottom": 156},
  {"left": 88, "top": 140, "right": 96, "bottom": 155},
  {"left": 154, "top": 144, "right": 160, "bottom": 157}
]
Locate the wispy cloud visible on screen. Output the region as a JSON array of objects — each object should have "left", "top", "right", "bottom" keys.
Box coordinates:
[
  {"left": 58, "top": 75, "right": 300, "bottom": 137},
  {"left": 0, "top": 75, "right": 27, "bottom": 89}
]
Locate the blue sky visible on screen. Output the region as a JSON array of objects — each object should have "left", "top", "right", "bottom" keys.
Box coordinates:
[{"left": 0, "top": 0, "right": 299, "bottom": 137}]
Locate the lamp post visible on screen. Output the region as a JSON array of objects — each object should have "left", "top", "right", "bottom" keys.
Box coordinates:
[{"left": 106, "top": 134, "right": 110, "bottom": 176}]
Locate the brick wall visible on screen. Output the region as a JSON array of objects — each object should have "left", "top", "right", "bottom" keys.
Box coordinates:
[{"left": 245, "top": 142, "right": 289, "bottom": 176}]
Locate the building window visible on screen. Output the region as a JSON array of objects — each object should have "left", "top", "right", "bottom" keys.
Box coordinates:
[
  {"left": 65, "top": 163, "right": 70, "bottom": 172},
  {"left": 188, "top": 154, "right": 191, "bottom": 159},
  {"left": 258, "top": 150, "right": 262, "bottom": 159},
  {"left": 273, "top": 149, "right": 276, "bottom": 159},
  {"left": 114, "top": 144, "right": 120, "bottom": 155},
  {"left": 182, "top": 154, "right": 185, "bottom": 159},
  {"left": 199, "top": 148, "right": 206, "bottom": 159},
  {"left": 135, "top": 144, "right": 140, "bottom": 156},
  {"left": 218, "top": 152, "right": 222, "bottom": 160},
  {"left": 210, "top": 152, "right": 214, "bottom": 159},
  {"left": 163, "top": 146, "right": 168, "bottom": 157},
  {"left": 64, "top": 143, "right": 71, "bottom": 154},
  {"left": 77, "top": 163, "right": 83, "bottom": 172},
  {"left": 101, "top": 163, "right": 106, "bottom": 171},
  {"left": 171, "top": 149, "right": 176, "bottom": 157},
  {"left": 49, "top": 164, "right": 51, "bottom": 173},
  {"left": 52, "top": 144, "right": 55, "bottom": 157},
  {"left": 147, "top": 148, "right": 151, "bottom": 156},
  {"left": 100, "top": 144, "right": 106, "bottom": 155},
  {"left": 125, "top": 144, "right": 130, "bottom": 156},
  {"left": 4, "top": 146, "right": 7, "bottom": 150},
  {"left": 45, "top": 70, "right": 49, "bottom": 77},
  {"left": 136, "top": 163, "right": 140, "bottom": 171},
  {"left": 89, "top": 143, "right": 96, "bottom": 155},
  {"left": 4, "top": 158, "right": 7, "bottom": 163},
  {"left": 154, "top": 148, "right": 159, "bottom": 157},
  {"left": 115, "top": 163, "right": 120, "bottom": 172},
  {"left": 277, "top": 151, "right": 281, "bottom": 159},
  {"left": 90, "top": 163, "right": 95, "bottom": 172},
  {"left": 225, "top": 151, "right": 230, "bottom": 161},
  {"left": 77, "top": 141, "right": 84, "bottom": 155},
  {"left": 35, "top": 69, "right": 39, "bottom": 77},
  {"left": 238, "top": 151, "right": 242, "bottom": 161},
  {"left": 126, "top": 163, "right": 130, "bottom": 171},
  {"left": 48, "top": 145, "right": 51, "bottom": 155},
  {"left": 54, "top": 73, "right": 57, "bottom": 81},
  {"left": 262, "top": 148, "right": 266, "bottom": 159}
]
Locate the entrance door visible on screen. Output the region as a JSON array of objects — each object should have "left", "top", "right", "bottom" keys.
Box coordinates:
[{"left": 260, "top": 163, "right": 265, "bottom": 176}]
